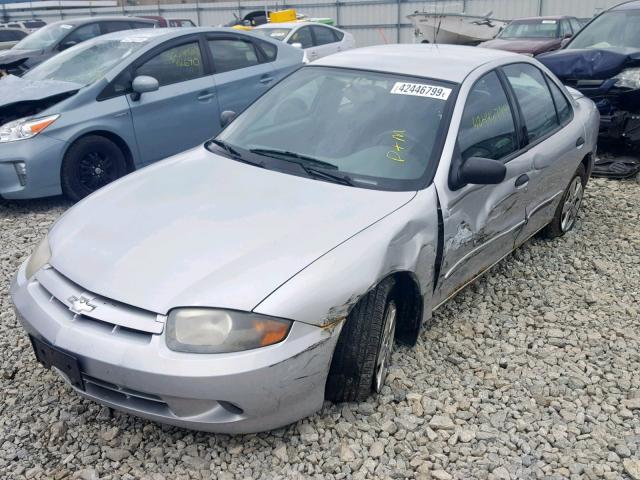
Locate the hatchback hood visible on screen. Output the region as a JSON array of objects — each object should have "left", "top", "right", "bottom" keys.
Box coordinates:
[
  {"left": 480, "top": 38, "right": 560, "bottom": 54},
  {"left": 0, "top": 74, "right": 81, "bottom": 124},
  {"left": 0, "top": 48, "right": 37, "bottom": 65},
  {"left": 49, "top": 146, "right": 416, "bottom": 315},
  {"left": 538, "top": 47, "right": 640, "bottom": 80}
]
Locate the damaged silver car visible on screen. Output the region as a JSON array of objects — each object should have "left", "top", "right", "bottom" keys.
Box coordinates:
[{"left": 11, "top": 44, "right": 600, "bottom": 433}]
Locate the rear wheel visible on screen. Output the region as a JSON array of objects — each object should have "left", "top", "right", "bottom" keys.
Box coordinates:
[
  {"left": 542, "top": 164, "right": 586, "bottom": 239},
  {"left": 61, "top": 135, "right": 128, "bottom": 201},
  {"left": 325, "top": 278, "right": 397, "bottom": 402}
]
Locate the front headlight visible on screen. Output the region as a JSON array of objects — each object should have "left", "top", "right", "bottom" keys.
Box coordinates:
[
  {"left": 25, "top": 235, "right": 51, "bottom": 279},
  {"left": 166, "top": 308, "right": 292, "bottom": 353},
  {"left": 613, "top": 68, "right": 640, "bottom": 90},
  {"left": 0, "top": 114, "right": 60, "bottom": 143}
]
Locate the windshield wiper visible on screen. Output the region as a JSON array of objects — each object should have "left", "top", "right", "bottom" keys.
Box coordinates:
[
  {"left": 207, "top": 140, "right": 265, "bottom": 168},
  {"left": 250, "top": 148, "right": 339, "bottom": 170},
  {"left": 249, "top": 148, "right": 353, "bottom": 186}
]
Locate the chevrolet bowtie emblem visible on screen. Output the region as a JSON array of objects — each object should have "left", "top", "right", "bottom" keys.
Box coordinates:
[{"left": 68, "top": 295, "right": 97, "bottom": 315}]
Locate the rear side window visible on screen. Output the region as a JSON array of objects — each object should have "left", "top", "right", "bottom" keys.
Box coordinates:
[
  {"left": 62, "top": 23, "right": 101, "bottom": 46},
  {"left": 311, "top": 26, "right": 336, "bottom": 45},
  {"left": 288, "top": 26, "right": 313, "bottom": 49},
  {"left": 136, "top": 42, "right": 204, "bottom": 86},
  {"left": 547, "top": 78, "right": 572, "bottom": 125},
  {"left": 101, "top": 21, "right": 131, "bottom": 34},
  {"left": 130, "top": 21, "right": 154, "bottom": 29},
  {"left": 208, "top": 38, "right": 259, "bottom": 73},
  {"left": 503, "top": 63, "right": 559, "bottom": 142},
  {"left": 458, "top": 71, "right": 518, "bottom": 162}
]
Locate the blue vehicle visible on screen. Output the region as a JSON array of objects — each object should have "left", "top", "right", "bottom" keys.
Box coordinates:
[{"left": 0, "top": 28, "right": 303, "bottom": 200}]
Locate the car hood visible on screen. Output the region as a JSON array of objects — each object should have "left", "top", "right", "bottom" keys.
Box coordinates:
[
  {"left": 0, "top": 74, "right": 82, "bottom": 105},
  {"left": 0, "top": 48, "right": 37, "bottom": 66},
  {"left": 48, "top": 146, "right": 416, "bottom": 315},
  {"left": 538, "top": 47, "right": 640, "bottom": 80},
  {"left": 480, "top": 38, "right": 560, "bottom": 54}
]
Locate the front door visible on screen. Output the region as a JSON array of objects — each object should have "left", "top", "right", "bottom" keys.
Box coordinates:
[
  {"left": 433, "top": 70, "right": 531, "bottom": 305},
  {"left": 127, "top": 39, "right": 219, "bottom": 166}
]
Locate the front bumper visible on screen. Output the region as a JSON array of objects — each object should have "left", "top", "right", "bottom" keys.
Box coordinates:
[
  {"left": 0, "top": 133, "right": 66, "bottom": 200},
  {"left": 10, "top": 263, "right": 341, "bottom": 433}
]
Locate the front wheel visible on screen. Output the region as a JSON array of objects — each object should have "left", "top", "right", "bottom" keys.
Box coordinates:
[
  {"left": 325, "top": 278, "right": 397, "bottom": 402},
  {"left": 542, "top": 164, "right": 586, "bottom": 239},
  {"left": 61, "top": 135, "right": 128, "bottom": 201}
]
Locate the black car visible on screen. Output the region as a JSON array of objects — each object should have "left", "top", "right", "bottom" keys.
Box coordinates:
[
  {"left": 0, "top": 16, "right": 156, "bottom": 76},
  {"left": 538, "top": 1, "right": 640, "bottom": 147}
]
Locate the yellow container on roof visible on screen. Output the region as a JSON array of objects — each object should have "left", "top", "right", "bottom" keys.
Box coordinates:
[{"left": 269, "top": 9, "right": 297, "bottom": 23}]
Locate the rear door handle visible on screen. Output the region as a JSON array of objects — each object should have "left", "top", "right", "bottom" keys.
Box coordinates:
[
  {"left": 259, "top": 76, "right": 274, "bottom": 84},
  {"left": 576, "top": 137, "right": 585, "bottom": 148},
  {"left": 515, "top": 174, "right": 530, "bottom": 187},
  {"left": 197, "top": 91, "right": 215, "bottom": 101}
]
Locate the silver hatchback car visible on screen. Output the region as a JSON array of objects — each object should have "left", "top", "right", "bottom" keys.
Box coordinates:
[{"left": 12, "top": 45, "right": 599, "bottom": 433}]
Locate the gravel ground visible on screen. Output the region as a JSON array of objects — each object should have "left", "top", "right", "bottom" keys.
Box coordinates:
[{"left": 1, "top": 173, "right": 639, "bottom": 480}]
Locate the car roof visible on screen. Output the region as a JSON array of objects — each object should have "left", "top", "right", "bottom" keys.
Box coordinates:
[
  {"left": 96, "top": 26, "right": 269, "bottom": 44},
  {"left": 314, "top": 44, "right": 519, "bottom": 83},
  {"left": 509, "top": 16, "right": 571, "bottom": 22},
  {"left": 256, "top": 21, "right": 334, "bottom": 28},
  {"left": 48, "top": 16, "right": 156, "bottom": 27},
  {"left": 612, "top": 0, "right": 640, "bottom": 11}
]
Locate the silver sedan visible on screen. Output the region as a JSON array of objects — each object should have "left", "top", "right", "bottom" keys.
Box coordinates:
[{"left": 11, "top": 44, "right": 599, "bottom": 433}]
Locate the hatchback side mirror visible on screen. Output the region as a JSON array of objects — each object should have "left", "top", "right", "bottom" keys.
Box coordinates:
[
  {"left": 220, "top": 110, "right": 237, "bottom": 128},
  {"left": 131, "top": 75, "right": 159, "bottom": 101},
  {"left": 458, "top": 157, "right": 507, "bottom": 186},
  {"left": 290, "top": 42, "right": 303, "bottom": 49},
  {"left": 59, "top": 40, "right": 77, "bottom": 51}
]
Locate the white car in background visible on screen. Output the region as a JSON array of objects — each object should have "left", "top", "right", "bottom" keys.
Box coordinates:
[{"left": 254, "top": 21, "right": 354, "bottom": 61}]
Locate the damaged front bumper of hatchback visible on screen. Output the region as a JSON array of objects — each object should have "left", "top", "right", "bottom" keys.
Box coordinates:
[{"left": 11, "top": 262, "right": 343, "bottom": 434}]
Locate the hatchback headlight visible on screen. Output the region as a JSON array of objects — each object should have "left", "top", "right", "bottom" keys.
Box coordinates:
[
  {"left": 166, "top": 308, "right": 292, "bottom": 353},
  {"left": 0, "top": 114, "right": 60, "bottom": 143},
  {"left": 613, "top": 68, "right": 640, "bottom": 90},
  {"left": 25, "top": 235, "right": 51, "bottom": 279}
]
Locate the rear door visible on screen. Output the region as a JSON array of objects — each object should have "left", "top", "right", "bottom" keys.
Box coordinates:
[
  {"left": 126, "top": 36, "right": 219, "bottom": 165},
  {"left": 205, "top": 33, "right": 276, "bottom": 115},
  {"left": 434, "top": 70, "right": 531, "bottom": 305},
  {"left": 500, "top": 63, "right": 584, "bottom": 245}
]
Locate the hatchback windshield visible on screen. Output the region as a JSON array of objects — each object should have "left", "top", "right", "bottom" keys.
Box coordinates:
[
  {"left": 254, "top": 28, "right": 292, "bottom": 41},
  {"left": 24, "top": 36, "right": 150, "bottom": 86},
  {"left": 568, "top": 11, "right": 640, "bottom": 49},
  {"left": 217, "top": 67, "right": 455, "bottom": 190},
  {"left": 14, "top": 22, "right": 75, "bottom": 50},
  {"left": 499, "top": 20, "right": 559, "bottom": 39}
]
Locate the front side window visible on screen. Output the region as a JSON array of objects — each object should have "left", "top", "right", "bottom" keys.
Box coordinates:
[
  {"left": 136, "top": 42, "right": 204, "bottom": 86},
  {"left": 102, "top": 21, "right": 131, "bottom": 34},
  {"left": 312, "top": 26, "right": 336, "bottom": 45},
  {"left": 568, "top": 10, "right": 640, "bottom": 49},
  {"left": 458, "top": 71, "right": 517, "bottom": 162},
  {"left": 24, "top": 37, "right": 150, "bottom": 86},
  {"left": 61, "top": 23, "right": 101, "bottom": 48},
  {"left": 569, "top": 18, "right": 582, "bottom": 34},
  {"left": 288, "top": 27, "right": 313, "bottom": 49},
  {"left": 503, "top": 63, "right": 559, "bottom": 142},
  {"left": 217, "top": 66, "right": 455, "bottom": 190},
  {"left": 208, "top": 38, "right": 259, "bottom": 73}
]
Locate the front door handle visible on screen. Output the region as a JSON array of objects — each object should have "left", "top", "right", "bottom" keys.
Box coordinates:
[
  {"left": 515, "top": 174, "right": 530, "bottom": 187},
  {"left": 259, "top": 76, "right": 274, "bottom": 84},
  {"left": 197, "top": 91, "right": 215, "bottom": 101},
  {"left": 576, "top": 137, "right": 585, "bottom": 149}
]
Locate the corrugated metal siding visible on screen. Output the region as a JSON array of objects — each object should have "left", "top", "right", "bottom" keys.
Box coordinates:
[{"left": 2, "top": 0, "right": 627, "bottom": 47}]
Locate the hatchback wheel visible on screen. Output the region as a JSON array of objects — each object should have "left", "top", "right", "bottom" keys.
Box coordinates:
[
  {"left": 62, "top": 135, "right": 128, "bottom": 201},
  {"left": 326, "top": 278, "right": 397, "bottom": 402},
  {"left": 542, "top": 164, "right": 586, "bottom": 239}
]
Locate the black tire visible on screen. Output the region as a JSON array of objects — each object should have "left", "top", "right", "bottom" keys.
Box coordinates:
[
  {"left": 542, "top": 164, "right": 587, "bottom": 239},
  {"left": 61, "top": 135, "right": 128, "bottom": 201},
  {"left": 326, "top": 277, "right": 397, "bottom": 403}
]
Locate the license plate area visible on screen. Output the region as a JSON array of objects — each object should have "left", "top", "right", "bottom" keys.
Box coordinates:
[{"left": 30, "top": 335, "right": 84, "bottom": 390}]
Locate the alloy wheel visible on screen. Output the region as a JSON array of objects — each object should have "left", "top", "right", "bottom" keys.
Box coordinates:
[
  {"left": 374, "top": 302, "right": 397, "bottom": 393},
  {"left": 561, "top": 177, "right": 584, "bottom": 232}
]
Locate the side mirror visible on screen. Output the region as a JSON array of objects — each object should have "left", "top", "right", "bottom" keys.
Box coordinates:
[
  {"left": 563, "top": 33, "right": 573, "bottom": 39},
  {"left": 220, "top": 110, "right": 237, "bottom": 128},
  {"left": 458, "top": 157, "right": 507, "bottom": 186},
  {"left": 59, "top": 40, "right": 77, "bottom": 51},
  {"left": 131, "top": 75, "right": 159, "bottom": 100},
  {"left": 561, "top": 37, "right": 571, "bottom": 48},
  {"left": 290, "top": 42, "right": 303, "bottom": 49}
]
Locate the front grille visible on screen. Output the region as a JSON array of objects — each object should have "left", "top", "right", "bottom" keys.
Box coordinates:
[{"left": 33, "top": 266, "right": 164, "bottom": 340}]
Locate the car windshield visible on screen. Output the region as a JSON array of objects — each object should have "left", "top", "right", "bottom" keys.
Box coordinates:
[
  {"left": 14, "top": 22, "right": 75, "bottom": 50},
  {"left": 253, "top": 28, "right": 292, "bottom": 41},
  {"left": 217, "top": 66, "right": 455, "bottom": 190},
  {"left": 568, "top": 10, "right": 640, "bottom": 49},
  {"left": 499, "top": 20, "right": 559, "bottom": 39},
  {"left": 24, "top": 36, "right": 150, "bottom": 86}
]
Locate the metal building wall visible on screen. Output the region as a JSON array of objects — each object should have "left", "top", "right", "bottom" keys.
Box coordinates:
[{"left": 2, "top": 0, "right": 627, "bottom": 47}]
